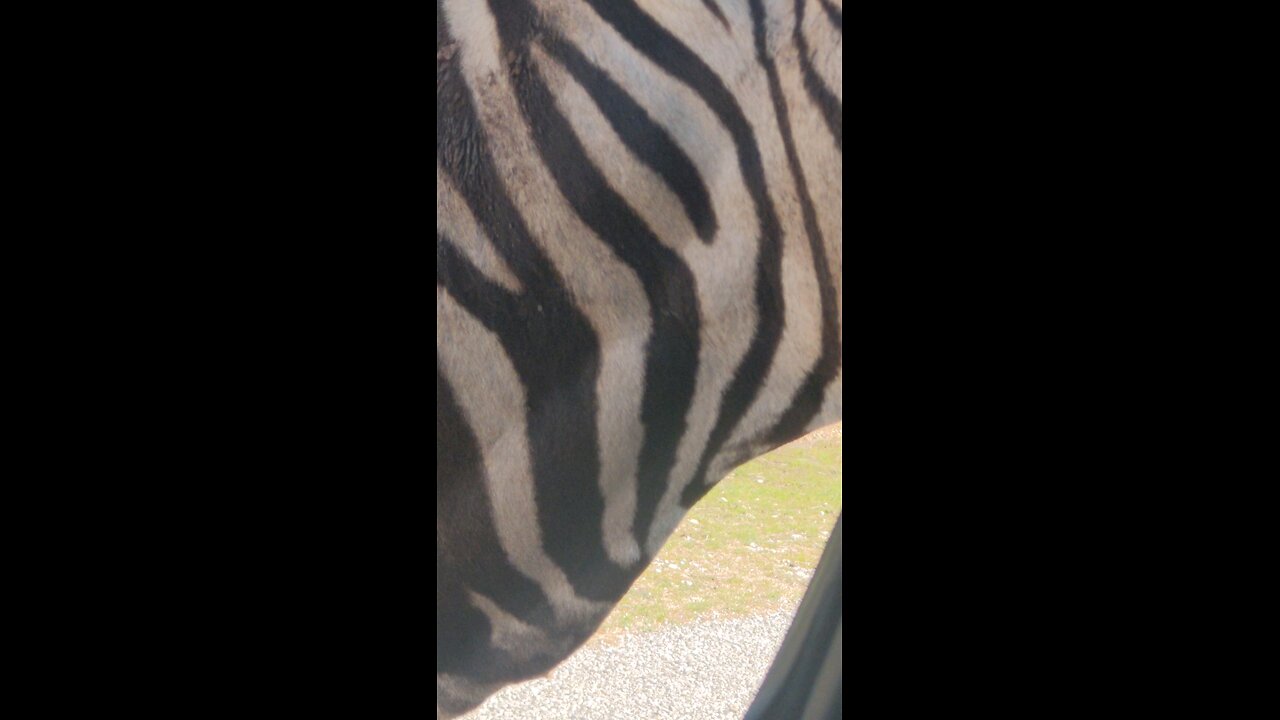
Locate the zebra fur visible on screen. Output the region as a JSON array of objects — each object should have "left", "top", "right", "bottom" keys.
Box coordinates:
[{"left": 438, "top": 0, "right": 841, "bottom": 715}]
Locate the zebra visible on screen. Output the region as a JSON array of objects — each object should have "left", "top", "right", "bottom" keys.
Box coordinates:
[{"left": 437, "top": 0, "right": 841, "bottom": 716}]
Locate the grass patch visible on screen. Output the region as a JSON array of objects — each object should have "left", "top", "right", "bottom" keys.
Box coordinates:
[{"left": 596, "top": 425, "right": 842, "bottom": 639}]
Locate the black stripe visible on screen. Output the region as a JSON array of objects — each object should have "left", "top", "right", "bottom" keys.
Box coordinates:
[
  {"left": 486, "top": 0, "right": 703, "bottom": 588},
  {"left": 437, "top": 362, "right": 556, "bottom": 683},
  {"left": 761, "top": 1, "right": 842, "bottom": 446},
  {"left": 820, "top": 0, "right": 843, "bottom": 32},
  {"left": 795, "top": 0, "right": 843, "bottom": 151},
  {"left": 700, "top": 0, "right": 731, "bottom": 30},
  {"left": 543, "top": 35, "right": 718, "bottom": 243},
  {"left": 580, "top": 0, "right": 789, "bottom": 521}
]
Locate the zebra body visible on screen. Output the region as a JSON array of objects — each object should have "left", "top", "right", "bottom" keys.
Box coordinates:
[{"left": 437, "top": 0, "right": 841, "bottom": 715}]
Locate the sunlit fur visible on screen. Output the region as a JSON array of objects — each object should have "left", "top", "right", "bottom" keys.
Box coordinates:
[{"left": 437, "top": 1, "right": 841, "bottom": 716}]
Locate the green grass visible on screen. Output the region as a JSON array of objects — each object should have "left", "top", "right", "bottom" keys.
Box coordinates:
[{"left": 596, "top": 426, "right": 842, "bottom": 638}]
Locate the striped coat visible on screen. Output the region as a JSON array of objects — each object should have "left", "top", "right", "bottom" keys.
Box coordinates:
[{"left": 438, "top": 0, "right": 841, "bottom": 715}]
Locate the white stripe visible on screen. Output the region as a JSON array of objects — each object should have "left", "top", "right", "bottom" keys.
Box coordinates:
[
  {"left": 801, "top": 0, "right": 843, "bottom": 103},
  {"left": 811, "top": 369, "right": 842, "bottom": 435},
  {"left": 467, "top": 590, "right": 564, "bottom": 663},
  {"left": 437, "top": 163, "right": 523, "bottom": 293}
]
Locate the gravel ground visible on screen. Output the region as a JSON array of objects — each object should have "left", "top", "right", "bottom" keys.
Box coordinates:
[{"left": 462, "top": 611, "right": 794, "bottom": 719}]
